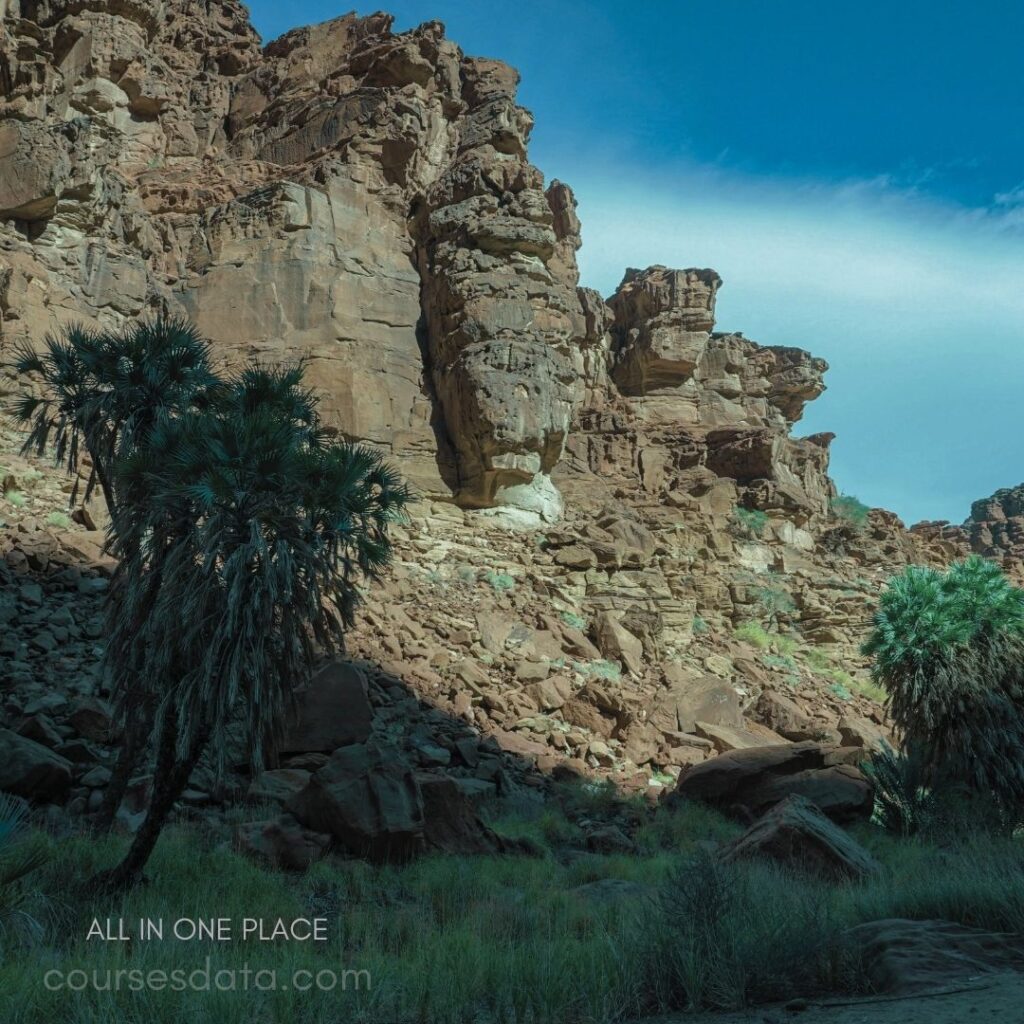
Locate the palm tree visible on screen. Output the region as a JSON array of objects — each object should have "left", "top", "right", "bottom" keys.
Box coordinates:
[
  {"left": 11, "top": 316, "right": 222, "bottom": 829},
  {"left": 11, "top": 316, "right": 220, "bottom": 520},
  {"left": 96, "top": 368, "right": 408, "bottom": 887},
  {"left": 863, "top": 556, "right": 1024, "bottom": 812}
]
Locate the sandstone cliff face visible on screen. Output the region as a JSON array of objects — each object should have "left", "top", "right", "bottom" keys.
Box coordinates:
[{"left": 1, "top": 1, "right": 582, "bottom": 514}]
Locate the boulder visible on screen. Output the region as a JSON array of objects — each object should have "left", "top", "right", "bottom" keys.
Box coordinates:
[
  {"left": 66, "top": 698, "right": 116, "bottom": 743},
  {"left": 721, "top": 794, "right": 880, "bottom": 878},
  {"left": 593, "top": 611, "right": 644, "bottom": 675},
  {"left": 235, "top": 815, "right": 331, "bottom": 871},
  {"left": 0, "top": 728, "right": 73, "bottom": 802},
  {"left": 417, "top": 775, "right": 506, "bottom": 854},
  {"left": 837, "top": 714, "right": 889, "bottom": 750},
  {"left": 670, "top": 741, "right": 872, "bottom": 822},
  {"left": 849, "top": 918, "right": 1024, "bottom": 994},
  {"left": 281, "top": 660, "right": 373, "bottom": 755},
  {"left": 649, "top": 668, "right": 741, "bottom": 734},
  {"left": 754, "top": 690, "right": 815, "bottom": 740},
  {"left": 247, "top": 769, "right": 311, "bottom": 805},
  {"left": 694, "top": 720, "right": 787, "bottom": 752},
  {"left": 289, "top": 741, "right": 424, "bottom": 862}
]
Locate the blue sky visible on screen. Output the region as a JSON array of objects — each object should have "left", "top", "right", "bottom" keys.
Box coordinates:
[{"left": 245, "top": 1, "right": 1024, "bottom": 525}]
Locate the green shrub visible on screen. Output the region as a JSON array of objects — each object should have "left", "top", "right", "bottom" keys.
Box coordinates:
[
  {"left": 650, "top": 852, "right": 861, "bottom": 1010},
  {"left": 4, "top": 491, "right": 25, "bottom": 508},
  {"left": 560, "top": 610, "right": 587, "bottom": 630},
  {"left": 734, "top": 621, "right": 772, "bottom": 649},
  {"left": 752, "top": 581, "right": 795, "bottom": 626},
  {"left": 45, "top": 511, "right": 70, "bottom": 529},
  {"left": 830, "top": 493, "right": 870, "bottom": 528},
  {"left": 731, "top": 506, "right": 768, "bottom": 537},
  {"left": 863, "top": 556, "right": 1024, "bottom": 810},
  {"left": 483, "top": 570, "right": 515, "bottom": 592},
  {"left": 691, "top": 615, "right": 709, "bottom": 635}
]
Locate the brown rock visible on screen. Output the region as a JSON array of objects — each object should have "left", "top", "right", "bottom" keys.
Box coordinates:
[
  {"left": 671, "top": 741, "right": 873, "bottom": 822},
  {"left": 722, "top": 794, "right": 880, "bottom": 879},
  {"left": 235, "top": 815, "right": 331, "bottom": 871},
  {"left": 282, "top": 661, "right": 373, "bottom": 755},
  {"left": 289, "top": 741, "right": 424, "bottom": 862},
  {"left": 593, "top": 611, "right": 644, "bottom": 675},
  {"left": 0, "top": 728, "right": 73, "bottom": 803}
]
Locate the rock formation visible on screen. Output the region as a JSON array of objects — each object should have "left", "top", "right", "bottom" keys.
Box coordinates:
[
  {"left": 0, "top": 1, "right": 584, "bottom": 517},
  {"left": 0, "top": 2, "right": 1017, "bottom": 812}
]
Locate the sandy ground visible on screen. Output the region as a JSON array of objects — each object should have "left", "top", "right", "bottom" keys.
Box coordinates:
[{"left": 642, "top": 972, "right": 1024, "bottom": 1024}]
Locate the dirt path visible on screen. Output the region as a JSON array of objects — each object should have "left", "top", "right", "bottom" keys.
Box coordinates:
[{"left": 642, "top": 972, "right": 1024, "bottom": 1024}]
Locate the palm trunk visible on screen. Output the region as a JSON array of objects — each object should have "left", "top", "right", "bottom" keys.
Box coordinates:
[
  {"left": 94, "top": 717, "right": 208, "bottom": 890},
  {"left": 94, "top": 703, "right": 154, "bottom": 831}
]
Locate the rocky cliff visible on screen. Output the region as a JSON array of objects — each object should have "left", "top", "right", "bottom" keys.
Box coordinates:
[{"left": 0, "top": 2, "right": 1007, "bottom": 794}]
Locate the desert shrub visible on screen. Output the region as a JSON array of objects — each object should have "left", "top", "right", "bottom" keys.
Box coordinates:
[
  {"left": 830, "top": 493, "right": 870, "bottom": 529},
  {"left": 560, "top": 610, "right": 587, "bottom": 630},
  {"left": 863, "top": 556, "right": 1024, "bottom": 812},
  {"left": 734, "top": 621, "right": 772, "bottom": 649},
  {"left": 45, "top": 511, "right": 70, "bottom": 529},
  {"left": 4, "top": 490, "right": 25, "bottom": 508},
  {"left": 483, "top": 570, "right": 515, "bottom": 592},
  {"left": 731, "top": 505, "right": 768, "bottom": 538},
  {"left": 752, "top": 580, "right": 796, "bottom": 626},
  {"left": 691, "top": 615, "right": 709, "bottom": 635}
]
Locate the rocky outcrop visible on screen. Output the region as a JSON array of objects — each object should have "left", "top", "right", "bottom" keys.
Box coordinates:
[
  {"left": 2, "top": 2, "right": 1018, "bottom": 818},
  {"left": 965, "top": 484, "right": 1024, "bottom": 574},
  {"left": 0, "top": 2, "right": 583, "bottom": 516}
]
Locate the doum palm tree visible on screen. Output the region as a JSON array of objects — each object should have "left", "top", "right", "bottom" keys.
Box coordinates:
[
  {"left": 8, "top": 317, "right": 409, "bottom": 885},
  {"left": 96, "top": 368, "right": 408, "bottom": 887}
]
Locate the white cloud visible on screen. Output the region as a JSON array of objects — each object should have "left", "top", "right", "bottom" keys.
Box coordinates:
[{"left": 561, "top": 160, "right": 1024, "bottom": 525}]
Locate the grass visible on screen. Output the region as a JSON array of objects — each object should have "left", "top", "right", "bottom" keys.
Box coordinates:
[
  {"left": 5, "top": 490, "right": 26, "bottom": 508},
  {"left": 6, "top": 796, "right": 1024, "bottom": 1021},
  {"left": 733, "top": 622, "right": 796, "bottom": 657},
  {"left": 691, "top": 615, "right": 709, "bottom": 635},
  {"left": 831, "top": 494, "right": 870, "bottom": 529},
  {"left": 45, "top": 511, "right": 72, "bottom": 529}
]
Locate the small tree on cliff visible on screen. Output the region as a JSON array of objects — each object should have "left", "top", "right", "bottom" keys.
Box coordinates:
[
  {"left": 96, "top": 363, "right": 408, "bottom": 888},
  {"left": 863, "top": 555, "right": 1024, "bottom": 813}
]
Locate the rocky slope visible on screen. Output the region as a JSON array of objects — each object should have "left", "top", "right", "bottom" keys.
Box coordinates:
[{"left": 0, "top": 2, "right": 1010, "bottom": 810}]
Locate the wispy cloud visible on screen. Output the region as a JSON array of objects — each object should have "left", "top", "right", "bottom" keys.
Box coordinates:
[{"left": 562, "top": 160, "right": 1024, "bottom": 525}]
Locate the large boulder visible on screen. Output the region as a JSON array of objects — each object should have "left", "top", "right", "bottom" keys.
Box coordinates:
[
  {"left": 593, "top": 611, "right": 644, "bottom": 675},
  {"left": 0, "top": 728, "right": 72, "bottom": 803},
  {"left": 289, "top": 741, "right": 424, "bottom": 862},
  {"left": 669, "top": 741, "right": 873, "bottom": 822},
  {"left": 721, "top": 794, "right": 880, "bottom": 879},
  {"left": 648, "top": 668, "right": 742, "bottom": 735},
  {"left": 235, "top": 815, "right": 331, "bottom": 871},
  {"left": 281, "top": 660, "right": 373, "bottom": 755},
  {"left": 418, "top": 775, "right": 506, "bottom": 855}
]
